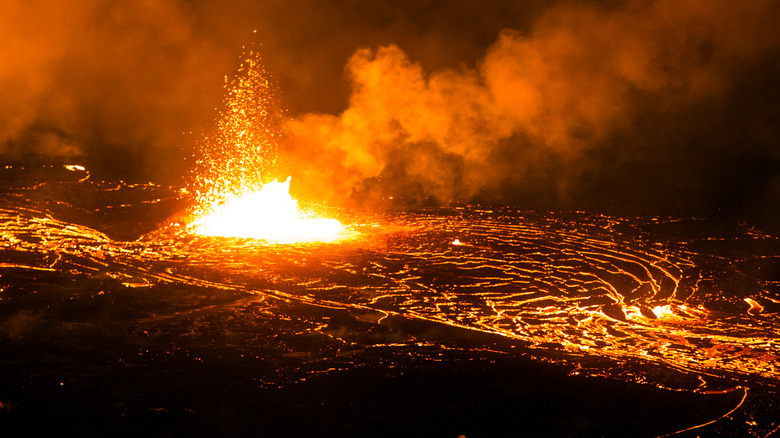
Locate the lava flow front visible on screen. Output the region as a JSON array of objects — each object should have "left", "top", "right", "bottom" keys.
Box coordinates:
[{"left": 186, "top": 49, "right": 344, "bottom": 243}]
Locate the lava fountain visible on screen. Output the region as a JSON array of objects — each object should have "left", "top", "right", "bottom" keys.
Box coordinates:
[
  {"left": 186, "top": 49, "right": 345, "bottom": 243},
  {"left": 189, "top": 177, "right": 343, "bottom": 243}
]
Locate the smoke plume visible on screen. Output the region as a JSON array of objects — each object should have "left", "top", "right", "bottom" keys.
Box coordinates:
[
  {"left": 0, "top": 0, "right": 230, "bottom": 183},
  {"left": 281, "top": 0, "right": 780, "bottom": 218},
  {"left": 2, "top": 0, "right": 779, "bottom": 224}
]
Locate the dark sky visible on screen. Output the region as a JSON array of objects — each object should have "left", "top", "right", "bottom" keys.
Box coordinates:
[{"left": 2, "top": 0, "right": 779, "bottom": 225}]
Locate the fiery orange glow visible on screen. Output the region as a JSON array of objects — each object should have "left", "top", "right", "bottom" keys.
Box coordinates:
[
  {"left": 189, "top": 177, "right": 344, "bottom": 243},
  {"left": 187, "top": 49, "right": 345, "bottom": 243},
  {"left": 744, "top": 297, "right": 764, "bottom": 315},
  {"left": 652, "top": 304, "right": 675, "bottom": 319}
]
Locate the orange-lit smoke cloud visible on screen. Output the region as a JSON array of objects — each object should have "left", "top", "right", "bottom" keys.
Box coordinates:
[
  {"left": 283, "top": 0, "right": 780, "bottom": 208},
  {"left": 0, "top": 0, "right": 229, "bottom": 183}
]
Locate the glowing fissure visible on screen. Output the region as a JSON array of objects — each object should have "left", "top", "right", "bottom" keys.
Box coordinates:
[{"left": 187, "top": 49, "right": 344, "bottom": 243}]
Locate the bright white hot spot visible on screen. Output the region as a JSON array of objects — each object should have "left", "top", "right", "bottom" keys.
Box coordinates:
[{"left": 189, "top": 178, "right": 343, "bottom": 243}]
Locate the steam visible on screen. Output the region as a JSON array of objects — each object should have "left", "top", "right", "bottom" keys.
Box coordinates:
[
  {"left": 282, "top": 0, "right": 780, "bottom": 211},
  {"left": 2, "top": 0, "right": 778, "bottom": 221},
  {"left": 0, "top": 0, "right": 229, "bottom": 182}
]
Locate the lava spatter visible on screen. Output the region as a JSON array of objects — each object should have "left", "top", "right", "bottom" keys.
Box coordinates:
[{"left": 186, "top": 49, "right": 344, "bottom": 243}]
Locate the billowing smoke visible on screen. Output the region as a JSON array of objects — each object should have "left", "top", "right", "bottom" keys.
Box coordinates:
[
  {"left": 281, "top": 0, "right": 780, "bottom": 220},
  {"left": 2, "top": 0, "right": 779, "bottom": 224},
  {"left": 0, "top": 0, "right": 230, "bottom": 183}
]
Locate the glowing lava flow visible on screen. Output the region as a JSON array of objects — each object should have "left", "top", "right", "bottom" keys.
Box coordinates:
[{"left": 189, "top": 177, "right": 343, "bottom": 243}]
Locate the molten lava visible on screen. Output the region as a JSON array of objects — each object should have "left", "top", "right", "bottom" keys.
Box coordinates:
[
  {"left": 186, "top": 49, "right": 345, "bottom": 243},
  {"left": 189, "top": 177, "right": 343, "bottom": 243}
]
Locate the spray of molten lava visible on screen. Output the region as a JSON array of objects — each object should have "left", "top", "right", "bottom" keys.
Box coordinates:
[
  {"left": 190, "top": 177, "right": 343, "bottom": 243},
  {"left": 187, "top": 48, "right": 344, "bottom": 243}
]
